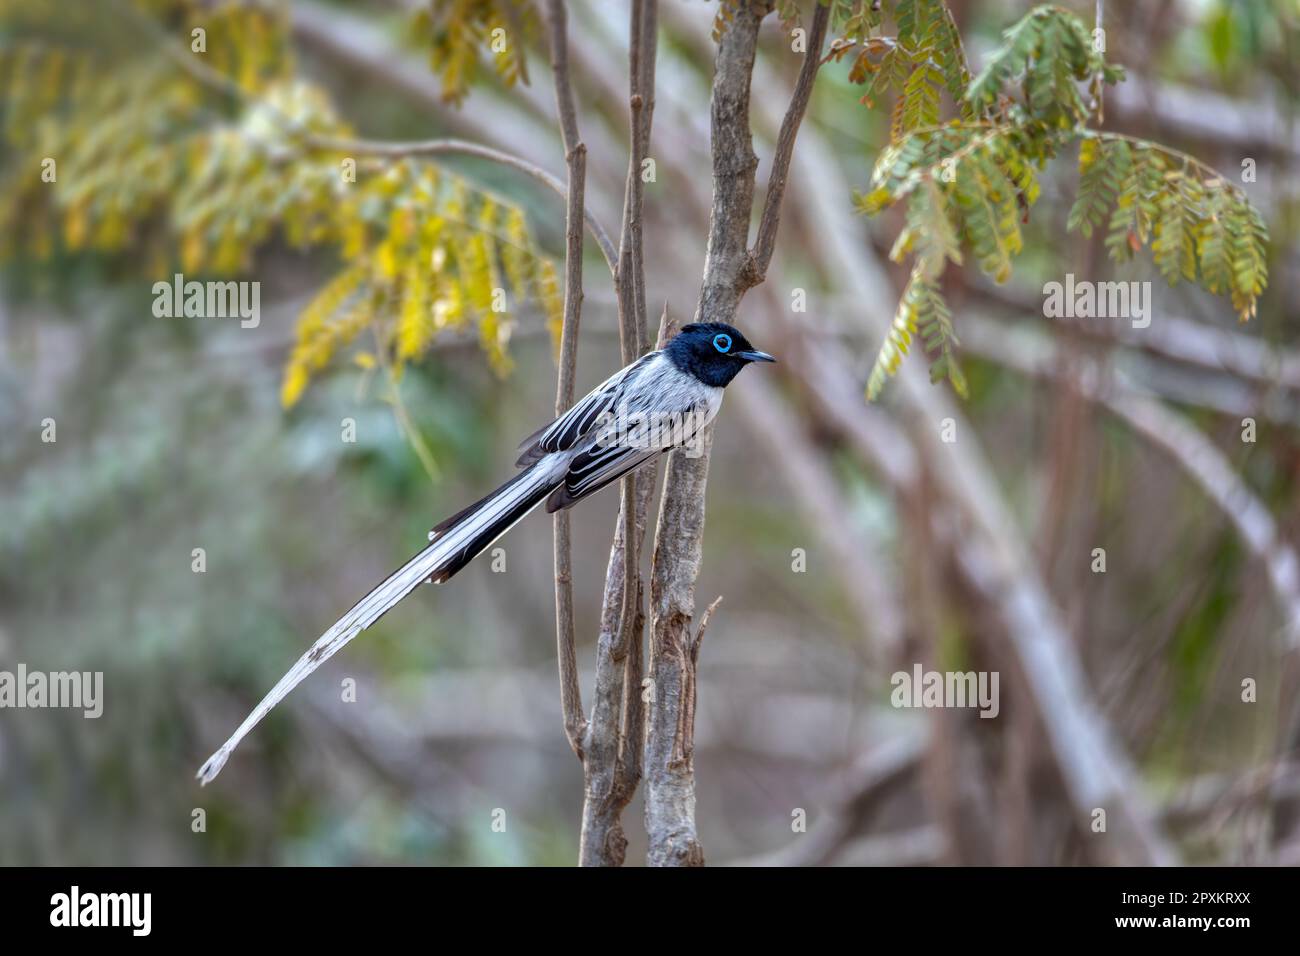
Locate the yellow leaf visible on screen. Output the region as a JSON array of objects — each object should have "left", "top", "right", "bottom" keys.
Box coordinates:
[
  {"left": 182, "top": 230, "right": 205, "bottom": 273},
  {"left": 375, "top": 240, "right": 399, "bottom": 281},
  {"left": 342, "top": 216, "right": 367, "bottom": 259},
  {"left": 281, "top": 364, "right": 308, "bottom": 408},
  {"left": 213, "top": 225, "right": 244, "bottom": 273},
  {"left": 63, "top": 203, "right": 88, "bottom": 250},
  {"left": 397, "top": 264, "right": 431, "bottom": 360}
]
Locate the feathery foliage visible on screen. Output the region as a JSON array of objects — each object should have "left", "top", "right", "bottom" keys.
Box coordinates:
[
  {"left": 842, "top": 2, "right": 1269, "bottom": 399},
  {"left": 826, "top": 0, "right": 971, "bottom": 139},
  {"left": 0, "top": 0, "right": 563, "bottom": 419},
  {"left": 411, "top": 0, "right": 536, "bottom": 106}
]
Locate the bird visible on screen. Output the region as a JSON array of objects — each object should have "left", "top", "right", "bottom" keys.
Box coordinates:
[{"left": 197, "top": 321, "right": 775, "bottom": 784}]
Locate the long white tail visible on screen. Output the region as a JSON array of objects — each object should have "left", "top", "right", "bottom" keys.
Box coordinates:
[{"left": 196, "top": 460, "right": 561, "bottom": 785}]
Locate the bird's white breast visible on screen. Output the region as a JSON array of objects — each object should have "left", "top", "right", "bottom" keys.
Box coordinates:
[{"left": 621, "top": 351, "right": 723, "bottom": 444}]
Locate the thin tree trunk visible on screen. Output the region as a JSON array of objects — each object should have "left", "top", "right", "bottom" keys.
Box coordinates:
[{"left": 643, "top": 0, "right": 827, "bottom": 866}]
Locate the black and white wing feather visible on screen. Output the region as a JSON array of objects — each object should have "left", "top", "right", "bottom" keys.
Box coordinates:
[
  {"left": 542, "top": 350, "right": 724, "bottom": 512},
  {"left": 545, "top": 441, "right": 661, "bottom": 512},
  {"left": 515, "top": 353, "right": 656, "bottom": 466}
]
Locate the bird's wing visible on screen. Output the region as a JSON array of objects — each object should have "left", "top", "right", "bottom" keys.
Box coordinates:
[
  {"left": 433, "top": 352, "right": 656, "bottom": 540},
  {"left": 546, "top": 358, "right": 722, "bottom": 512},
  {"left": 514, "top": 352, "right": 659, "bottom": 467},
  {"left": 545, "top": 441, "right": 661, "bottom": 512}
]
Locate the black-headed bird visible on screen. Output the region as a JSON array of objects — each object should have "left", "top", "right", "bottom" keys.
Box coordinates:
[{"left": 197, "top": 322, "right": 774, "bottom": 783}]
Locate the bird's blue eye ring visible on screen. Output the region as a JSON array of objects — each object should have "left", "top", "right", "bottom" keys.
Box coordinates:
[{"left": 713, "top": 333, "right": 732, "bottom": 353}]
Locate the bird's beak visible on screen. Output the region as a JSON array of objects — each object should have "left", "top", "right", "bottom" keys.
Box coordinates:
[{"left": 736, "top": 350, "right": 776, "bottom": 364}]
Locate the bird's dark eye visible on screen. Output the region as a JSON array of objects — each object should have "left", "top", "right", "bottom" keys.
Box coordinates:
[{"left": 712, "top": 333, "right": 732, "bottom": 353}]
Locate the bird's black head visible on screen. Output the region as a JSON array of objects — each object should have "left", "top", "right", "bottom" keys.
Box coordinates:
[{"left": 664, "top": 322, "right": 775, "bottom": 388}]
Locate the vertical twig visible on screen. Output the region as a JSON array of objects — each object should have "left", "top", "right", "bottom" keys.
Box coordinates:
[
  {"left": 746, "top": 0, "right": 829, "bottom": 287},
  {"left": 1092, "top": 0, "right": 1107, "bottom": 121},
  {"left": 614, "top": 0, "right": 659, "bottom": 790},
  {"left": 543, "top": 0, "right": 589, "bottom": 761},
  {"left": 577, "top": 0, "right": 659, "bottom": 867}
]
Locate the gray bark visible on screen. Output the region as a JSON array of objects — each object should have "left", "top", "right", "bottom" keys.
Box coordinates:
[
  {"left": 642, "top": 0, "right": 834, "bottom": 867},
  {"left": 577, "top": 0, "right": 659, "bottom": 866},
  {"left": 641, "top": 0, "right": 771, "bottom": 868},
  {"left": 544, "top": 0, "right": 591, "bottom": 763}
]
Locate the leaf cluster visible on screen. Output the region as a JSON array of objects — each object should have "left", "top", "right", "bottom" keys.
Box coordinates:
[
  {"left": 0, "top": 0, "right": 564, "bottom": 411},
  {"left": 846, "top": 3, "right": 1268, "bottom": 399},
  {"left": 411, "top": 0, "right": 536, "bottom": 106}
]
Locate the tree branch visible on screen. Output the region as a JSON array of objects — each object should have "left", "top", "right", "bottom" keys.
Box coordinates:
[
  {"left": 543, "top": 0, "right": 589, "bottom": 763},
  {"left": 613, "top": 0, "right": 659, "bottom": 770},
  {"left": 746, "top": 0, "right": 829, "bottom": 287},
  {"left": 578, "top": 0, "right": 660, "bottom": 867},
  {"left": 643, "top": 0, "right": 774, "bottom": 868},
  {"left": 576, "top": 315, "right": 668, "bottom": 867}
]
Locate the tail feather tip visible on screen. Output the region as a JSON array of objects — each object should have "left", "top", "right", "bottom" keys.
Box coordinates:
[{"left": 196, "top": 749, "right": 229, "bottom": 786}]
